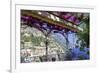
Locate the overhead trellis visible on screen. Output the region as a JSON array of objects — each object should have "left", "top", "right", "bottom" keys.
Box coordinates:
[{"left": 21, "top": 10, "right": 83, "bottom": 33}]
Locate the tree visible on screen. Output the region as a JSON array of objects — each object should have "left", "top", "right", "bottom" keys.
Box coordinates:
[{"left": 77, "top": 18, "right": 89, "bottom": 48}]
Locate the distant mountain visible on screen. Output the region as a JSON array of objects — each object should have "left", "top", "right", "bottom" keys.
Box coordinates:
[{"left": 50, "top": 33, "right": 68, "bottom": 51}]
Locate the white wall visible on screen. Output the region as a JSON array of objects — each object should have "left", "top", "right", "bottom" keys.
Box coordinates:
[{"left": 0, "top": 0, "right": 99, "bottom": 73}]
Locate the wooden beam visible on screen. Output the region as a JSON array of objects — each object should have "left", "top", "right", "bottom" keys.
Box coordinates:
[{"left": 21, "top": 11, "right": 82, "bottom": 32}]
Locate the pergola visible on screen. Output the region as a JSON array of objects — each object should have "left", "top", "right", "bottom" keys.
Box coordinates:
[{"left": 21, "top": 10, "right": 83, "bottom": 61}]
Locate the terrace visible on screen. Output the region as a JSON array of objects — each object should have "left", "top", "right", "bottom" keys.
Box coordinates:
[{"left": 21, "top": 10, "right": 89, "bottom": 62}]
